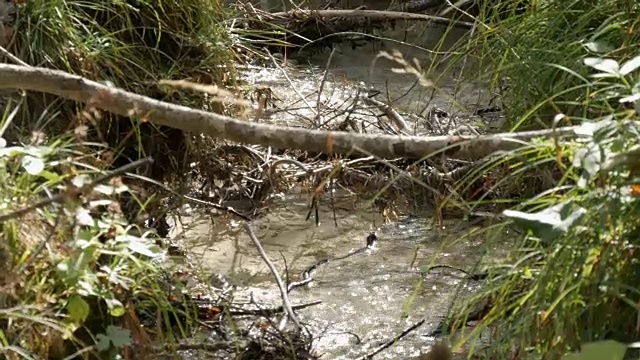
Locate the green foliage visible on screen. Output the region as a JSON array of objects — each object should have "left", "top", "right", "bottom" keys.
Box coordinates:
[
  {"left": 4, "top": 0, "right": 239, "bottom": 180},
  {"left": 561, "top": 340, "right": 627, "bottom": 360},
  {"left": 13, "top": 0, "right": 234, "bottom": 91},
  {"left": 446, "top": 51, "right": 640, "bottom": 359},
  {"left": 0, "top": 101, "right": 179, "bottom": 359}
]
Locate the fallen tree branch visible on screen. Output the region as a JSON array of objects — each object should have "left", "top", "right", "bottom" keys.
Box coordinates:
[
  {"left": 388, "top": 0, "right": 445, "bottom": 13},
  {"left": 0, "top": 64, "right": 581, "bottom": 161},
  {"left": 268, "top": 9, "right": 474, "bottom": 29},
  {"left": 230, "top": 300, "right": 322, "bottom": 316}
]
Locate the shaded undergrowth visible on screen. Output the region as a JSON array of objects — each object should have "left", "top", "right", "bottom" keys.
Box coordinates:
[{"left": 435, "top": 0, "right": 640, "bottom": 130}]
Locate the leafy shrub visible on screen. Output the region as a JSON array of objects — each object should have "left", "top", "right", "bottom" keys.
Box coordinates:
[{"left": 0, "top": 101, "right": 184, "bottom": 359}]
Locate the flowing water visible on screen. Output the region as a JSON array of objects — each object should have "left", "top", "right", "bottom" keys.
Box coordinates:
[
  {"left": 170, "top": 196, "right": 512, "bottom": 359},
  {"left": 174, "top": 6, "right": 511, "bottom": 359}
]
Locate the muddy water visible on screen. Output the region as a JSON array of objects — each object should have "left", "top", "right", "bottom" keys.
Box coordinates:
[{"left": 176, "top": 8, "right": 506, "bottom": 359}]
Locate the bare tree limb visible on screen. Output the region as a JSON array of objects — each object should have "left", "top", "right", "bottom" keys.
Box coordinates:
[
  {"left": 0, "top": 64, "right": 580, "bottom": 161},
  {"left": 268, "top": 9, "right": 474, "bottom": 29}
]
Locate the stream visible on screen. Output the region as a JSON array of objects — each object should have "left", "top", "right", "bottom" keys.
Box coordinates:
[
  {"left": 169, "top": 196, "right": 511, "bottom": 359},
  {"left": 171, "top": 7, "right": 510, "bottom": 359}
]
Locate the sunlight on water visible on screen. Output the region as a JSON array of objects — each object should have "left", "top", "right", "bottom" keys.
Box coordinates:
[{"left": 172, "top": 194, "right": 506, "bottom": 359}]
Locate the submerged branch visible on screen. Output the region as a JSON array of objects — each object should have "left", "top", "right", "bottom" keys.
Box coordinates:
[
  {"left": 244, "top": 222, "right": 302, "bottom": 330},
  {"left": 358, "top": 318, "right": 427, "bottom": 359},
  {"left": 0, "top": 64, "right": 580, "bottom": 161}
]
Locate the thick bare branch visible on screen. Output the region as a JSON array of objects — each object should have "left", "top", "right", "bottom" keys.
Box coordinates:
[
  {"left": 0, "top": 64, "right": 579, "bottom": 160},
  {"left": 269, "top": 9, "right": 474, "bottom": 29}
]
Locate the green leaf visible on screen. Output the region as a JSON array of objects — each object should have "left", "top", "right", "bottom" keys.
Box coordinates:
[
  {"left": 66, "top": 296, "right": 90, "bottom": 323},
  {"left": 95, "top": 333, "right": 111, "bottom": 352},
  {"left": 38, "top": 170, "right": 61, "bottom": 181},
  {"left": 71, "top": 174, "right": 91, "bottom": 188},
  {"left": 583, "top": 41, "right": 615, "bottom": 54},
  {"left": 106, "top": 325, "right": 131, "bottom": 348},
  {"left": 22, "top": 155, "right": 44, "bottom": 175},
  {"left": 573, "top": 121, "right": 598, "bottom": 137},
  {"left": 94, "top": 183, "right": 129, "bottom": 195},
  {"left": 75, "top": 207, "right": 94, "bottom": 226},
  {"left": 561, "top": 340, "right": 626, "bottom": 360},
  {"left": 584, "top": 57, "right": 620, "bottom": 75},
  {"left": 95, "top": 325, "right": 130, "bottom": 352},
  {"left": 620, "top": 55, "right": 640, "bottom": 76},
  {"left": 619, "top": 93, "right": 640, "bottom": 103},
  {"left": 121, "top": 236, "right": 163, "bottom": 258},
  {"left": 503, "top": 201, "right": 587, "bottom": 244},
  {"left": 104, "top": 298, "right": 125, "bottom": 317},
  {"left": 573, "top": 142, "right": 604, "bottom": 181}
]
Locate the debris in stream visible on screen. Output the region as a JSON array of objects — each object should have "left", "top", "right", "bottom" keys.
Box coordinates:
[
  {"left": 421, "top": 264, "right": 492, "bottom": 281},
  {"left": 282, "top": 232, "right": 379, "bottom": 293},
  {"left": 358, "top": 318, "right": 427, "bottom": 359}
]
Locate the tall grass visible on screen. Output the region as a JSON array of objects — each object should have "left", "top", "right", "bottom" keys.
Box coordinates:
[
  {"left": 3, "top": 0, "right": 239, "bottom": 182},
  {"left": 431, "top": 0, "right": 640, "bottom": 131},
  {"left": 12, "top": 0, "right": 234, "bottom": 90},
  {"left": 382, "top": 1, "right": 640, "bottom": 358},
  {"left": 433, "top": 22, "right": 640, "bottom": 360}
]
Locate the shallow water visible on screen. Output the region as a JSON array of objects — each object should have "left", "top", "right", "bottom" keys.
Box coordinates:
[
  {"left": 169, "top": 193, "right": 513, "bottom": 359},
  {"left": 238, "top": 21, "right": 497, "bottom": 135}
]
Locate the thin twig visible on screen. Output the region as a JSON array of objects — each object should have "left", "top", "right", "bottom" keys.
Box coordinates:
[
  {"left": 358, "top": 318, "right": 426, "bottom": 360},
  {"left": 182, "top": 194, "right": 251, "bottom": 221},
  {"left": 421, "top": 264, "right": 489, "bottom": 281},
  {"left": 361, "top": 95, "right": 411, "bottom": 135},
  {"left": 267, "top": 52, "right": 318, "bottom": 121},
  {"left": 314, "top": 46, "right": 337, "bottom": 126},
  {"left": 230, "top": 300, "right": 322, "bottom": 316},
  {"left": 243, "top": 222, "right": 302, "bottom": 330},
  {"left": 0, "top": 45, "right": 28, "bottom": 67},
  {"left": 0, "top": 157, "right": 154, "bottom": 222}
]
